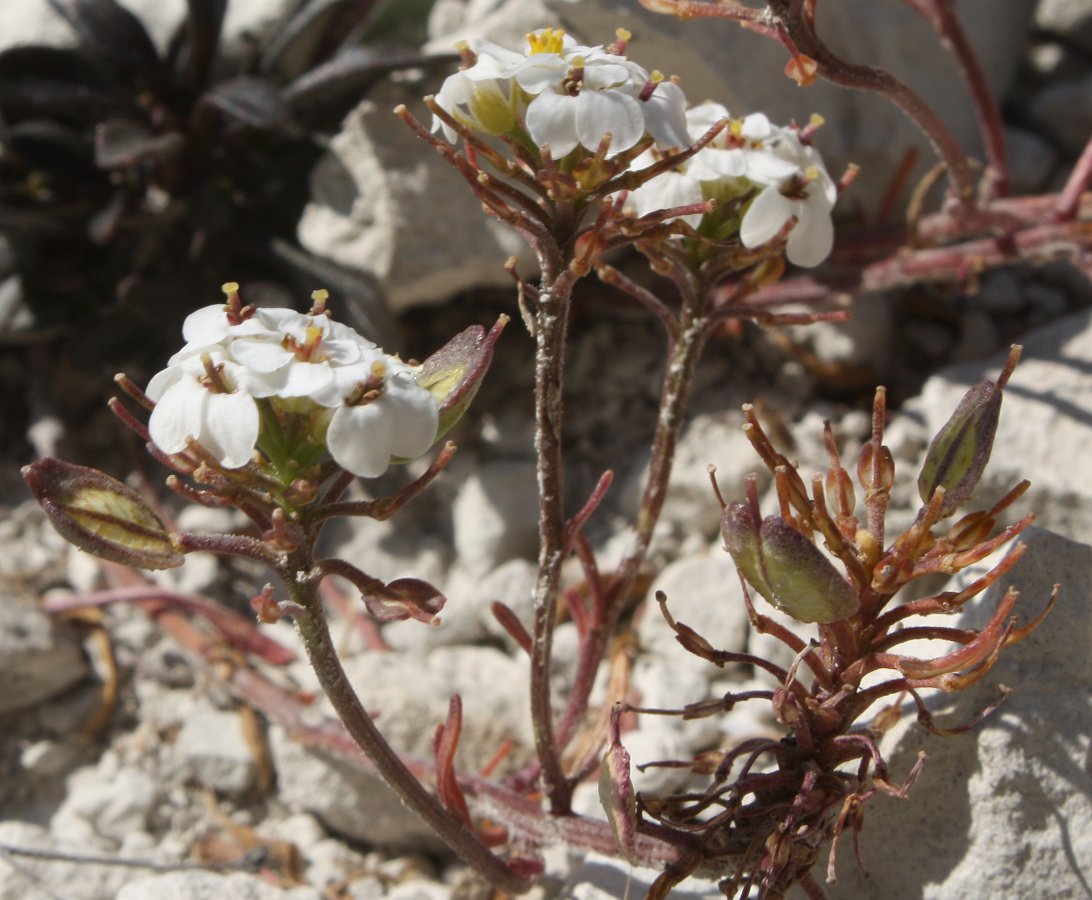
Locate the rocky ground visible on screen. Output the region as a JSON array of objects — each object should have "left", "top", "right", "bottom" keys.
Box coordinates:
[{"left": 1, "top": 1, "right": 1091, "bottom": 899}]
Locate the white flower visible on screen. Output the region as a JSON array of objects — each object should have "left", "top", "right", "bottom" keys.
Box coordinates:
[
  {"left": 620, "top": 102, "right": 837, "bottom": 266},
  {"left": 433, "top": 28, "right": 690, "bottom": 159},
  {"left": 146, "top": 348, "right": 267, "bottom": 468},
  {"left": 227, "top": 308, "right": 377, "bottom": 405},
  {"left": 325, "top": 357, "right": 440, "bottom": 478},
  {"left": 146, "top": 299, "right": 439, "bottom": 479},
  {"left": 739, "top": 125, "right": 837, "bottom": 268}
]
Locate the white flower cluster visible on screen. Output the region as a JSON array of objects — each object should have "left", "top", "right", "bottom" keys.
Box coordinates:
[
  {"left": 433, "top": 28, "right": 690, "bottom": 159},
  {"left": 146, "top": 294, "right": 439, "bottom": 478},
  {"left": 625, "top": 102, "right": 837, "bottom": 267}
]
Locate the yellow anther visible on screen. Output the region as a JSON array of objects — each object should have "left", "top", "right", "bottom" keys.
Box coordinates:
[
  {"left": 221, "top": 281, "right": 240, "bottom": 296},
  {"left": 615, "top": 28, "right": 632, "bottom": 43},
  {"left": 370, "top": 359, "right": 388, "bottom": 378},
  {"left": 809, "top": 112, "right": 825, "bottom": 129},
  {"left": 730, "top": 119, "right": 744, "bottom": 138},
  {"left": 650, "top": 69, "right": 665, "bottom": 84},
  {"left": 805, "top": 165, "right": 820, "bottom": 181},
  {"left": 527, "top": 28, "right": 566, "bottom": 55}
]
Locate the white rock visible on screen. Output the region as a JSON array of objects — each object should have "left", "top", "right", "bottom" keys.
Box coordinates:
[
  {"left": 451, "top": 459, "right": 539, "bottom": 575},
  {"left": 476, "top": 557, "right": 539, "bottom": 648},
  {"left": 630, "top": 656, "right": 722, "bottom": 751},
  {"left": 55, "top": 767, "right": 160, "bottom": 845},
  {"left": 268, "top": 725, "right": 442, "bottom": 850},
  {"left": 297, "top": 79, "right": 532, "bottom": 312},
  {"left": 0, "top": 595, "right": 89, "bottom": 715},
  {"left": 557, "top": 852, "right": 722, "bottom": 900},
  {"left": 173, "top": 704, "right": 259, "bottom": 796},
  {"left": 909, "top": 308, "right": 1092, "bottom": 543},
  {"left": 829, "top": 527, "right": 1092, "bottom": 898},
  {"left": 638, "top": 550, "right": 751, "bottom": 673},
  {"left": 619, "top": 408, "right": 764, "bottom": 551},
  {"left": 117, "top": 871, "right": 321, "bottom": 900},
  {"left": 0, "top": 821, "right": 133, "bottom": 900},
  {"left": 385, "top": 881, "right": 452, "bottom": 900}
]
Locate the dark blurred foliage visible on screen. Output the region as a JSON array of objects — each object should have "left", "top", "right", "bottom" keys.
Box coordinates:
[{"left": 0, "top": 0, "right": 449, "bottom": 466}]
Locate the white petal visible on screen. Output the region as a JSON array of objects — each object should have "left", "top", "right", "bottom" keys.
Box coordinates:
[
  {"left": 385, "top": 378, "right": 440, "bottom": 458},
  {"left": 231, "top": 339, "right": 293, "bottom": 373},
  {"left": 627, "top": 171, "right": 704, "bottom": 225},
  {"left": 786, "top": 202, "right": 834, "bottom": 267},
  {"left": 580, "top": 59, "right": 640, "bottom": 91},
  {"left": 145, "top": 365, "right": 181, "bottom": 402},
  {"left": 574, "top": 89, "right": 643, "bottom": 155},
  {"left": 740, "top": 113, "right": 772, "bottom": 141},
  {"left": 642, "top": 81, "right": 690, "bottom": 150},
  {"left": 743, "top": 150, "right": 800, "bottom": 185},
  {"left": 511, "top": 55, "right": 567, "bottom": 94},
  {"left": 277, "top": 361, "right": 336, "bottom": 399},
  {"left": 740, "top": 186, "right": 793, "bottom": 248},
  {"left": 686, "top": 101, "right": 730, "bottom": 141},
  {"left": 326, "top": 405, "right": 394, "bottom": 478},
  {"left": 687, "top": 147, "right": 747, "bottom": 180},
  {"left": 148, "top": 379, "right": 207, "bottom": 454},
  {"left": 181, "top": 305, "right": 230, "bottom": 344},
  {"left": 525, "top": 91, "right": 578, "bottom": 158},
  {"left": 203, "top": 390, "right": 259, "bottom": 468}
]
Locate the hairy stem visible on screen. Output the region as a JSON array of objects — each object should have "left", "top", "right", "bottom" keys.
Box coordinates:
[
  {"left": 554, "top": 297, "right": 711, "bottom": 769},
  {"left": 290, "top": 579, "right": 528, "bottom": 893},
  {"left": 529, "top": 266, "right": 578, "bottom": 814}
]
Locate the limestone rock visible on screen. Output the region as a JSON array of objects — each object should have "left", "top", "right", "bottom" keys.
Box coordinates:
[
  {"left": 829, "top": 527, "right": 1092, "bottom": 898},
  {"left": 908, "top": 308, "right": 1092, "bottom": 544},
  {"left": 297, "top": 79, "right": 531, "bottom": 312},
  {"left": 0, "top": 595, "right": 89, "bottom": 716}
]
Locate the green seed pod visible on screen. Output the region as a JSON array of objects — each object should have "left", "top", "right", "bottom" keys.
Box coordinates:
[
  {"left": 917, "top": 347, "right": 1019, "bottom": 517},
  {"left": 23, "top": 458, "right": 183, "bottom": 570},
  {"left": 723, "top": 502, "right": 859, "bottom": 624}
]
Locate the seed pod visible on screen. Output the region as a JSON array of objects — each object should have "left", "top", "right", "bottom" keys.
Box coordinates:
[
  {"left": 723, "top": 502, "right": 859, "bottom": 624},
  {"left": 598, "top": 706, "right": 637, "bottom": 865},
  {"left": 418, "top": 315, "right": 508, "bottom": 441},
  {"left": 23, "top": 458, "right": 183, "bottom": 569},
  {"left": 918, "top": 347, "right": 1020, "bottom": 517}
]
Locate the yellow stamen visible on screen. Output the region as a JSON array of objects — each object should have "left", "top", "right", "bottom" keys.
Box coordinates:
[
  {"left": 615, "top": 28, "right": 632, "bottom": 43},
  {"left": 221, "top": 281, "right": 240, "bottom": 296},
  {"left": 527, "top": 28, "right": 566, "bottom": 55},
  {"left": 805, "top": 165, "right": 820, "bottom": 181},
  {"left": 310, "top": 288, "right": 329, "bottom": 315},
  {"left": 809, "top": 112, "right": 825, "bottom": 129},
  {"left": 649, "top": 69, "right": 665, "bottom": 84}
]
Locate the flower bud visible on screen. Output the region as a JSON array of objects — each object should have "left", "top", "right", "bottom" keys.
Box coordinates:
[
  {"left": 722, "top": 502, "right": 859, "bottom": 624},
  {"left": 23, "top": 458, "right": 183, "bottom": 569},
  {"left": 917, "top": 348, "right": 1019, "bottom": 517},
  {"left": 467, "top": 83, "right": 517, "bottom": 135},
  {"left": 418, "top": 315, "right": 508, "bottom": 440}
]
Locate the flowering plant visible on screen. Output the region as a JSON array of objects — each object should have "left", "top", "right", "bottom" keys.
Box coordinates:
[{"left": 21, "top": 5, "right": 1083, "bottom": 898}]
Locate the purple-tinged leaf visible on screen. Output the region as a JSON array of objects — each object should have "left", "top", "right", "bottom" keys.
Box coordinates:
[
  {"left": 598, "top": 705, "right": 638, "bottom": 864},
  {"left": 361, "top": 577, "right": 446, "bottom": 624}
]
